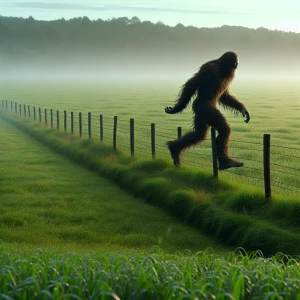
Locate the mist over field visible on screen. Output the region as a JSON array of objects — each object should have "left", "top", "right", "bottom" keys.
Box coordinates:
[{"left": 1, "top": 16, "right": 300, "bottom": 79}]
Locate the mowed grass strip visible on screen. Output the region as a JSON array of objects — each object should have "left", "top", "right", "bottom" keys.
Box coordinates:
[{"left": 0, "top": 117, "right": 227, "bottom": 253}]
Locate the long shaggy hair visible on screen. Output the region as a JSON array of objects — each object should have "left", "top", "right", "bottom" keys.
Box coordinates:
[{"left": 168, "top": 51, "right": 246, "bottom": 162}]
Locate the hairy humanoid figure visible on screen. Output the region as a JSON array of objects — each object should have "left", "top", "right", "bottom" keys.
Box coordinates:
[{"left": 165, "top": 51, "right": 250, "bottom": 170}]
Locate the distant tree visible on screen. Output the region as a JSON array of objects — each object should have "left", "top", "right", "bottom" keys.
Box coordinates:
[{"left": 129, "top": 17, "right": 141, "bottom": 24}]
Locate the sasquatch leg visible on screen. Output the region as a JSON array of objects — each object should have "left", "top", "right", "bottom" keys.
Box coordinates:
[
  {"left": 167, "top": 114, "right": 209, "bottom": 166},
  {"left": 210, "top": 109, "right": 244, "bottom": 170}
]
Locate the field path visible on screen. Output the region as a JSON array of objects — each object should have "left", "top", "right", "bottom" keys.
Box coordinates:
[{"left": 0, "top": 116, "right": 227, "bottom": 253}]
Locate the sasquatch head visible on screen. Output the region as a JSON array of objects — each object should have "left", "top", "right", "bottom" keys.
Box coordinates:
[{"left": 218, "top": 52, "right": 239, "bottom": 73}]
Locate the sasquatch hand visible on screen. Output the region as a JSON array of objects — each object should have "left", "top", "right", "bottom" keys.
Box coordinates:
[
  {"left": 165, "top": 106, "right": 177, "bottom": 114},
  {"left": 242, "top": 108, "right": 250, "bottom": 123}
]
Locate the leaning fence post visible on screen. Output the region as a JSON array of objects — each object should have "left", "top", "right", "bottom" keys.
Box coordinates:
[
  {"left": 130, "top": 118, "right": 134, "bottom": 157},
  {"left": 151, "top": 123, "right": 156, "bottom": 159},
  {"left": 211, "top": 127, "right": 219, "bottom": 179},
  {"left": 79, "top": 112, "right": 82, "bottom": 138},
  {"left": 88, "top": 112, "right": 92, "bottom": 139},
  {"left": 100, "top": 114, "right": 103, "bottom": 141},
  {"left": 263, "top": 134, "right": 272, "bottom": 201},
  {"left": 71, "top": 112, "right": 74, "bottom": 135},
  {"left": 113, "top": 116, "right": 118, "bottom": 151}
]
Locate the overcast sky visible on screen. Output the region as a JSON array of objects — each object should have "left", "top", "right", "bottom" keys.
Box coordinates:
[{"left": 1, "top": 0, "right": 300, "bottom": 33}]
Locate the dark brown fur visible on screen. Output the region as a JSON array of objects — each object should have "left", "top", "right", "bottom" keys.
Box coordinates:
[{"left": 165, "top": 52, "right": 249, "bottom": 169}]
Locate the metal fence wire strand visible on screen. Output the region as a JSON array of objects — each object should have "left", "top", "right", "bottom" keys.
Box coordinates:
[{"left": 1, "top": 102, "right": 299, "bottom": 196}]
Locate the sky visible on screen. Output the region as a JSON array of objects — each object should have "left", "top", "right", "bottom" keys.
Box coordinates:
[{"left": 1, "top": 0, "right": 300, "bottom": 33}]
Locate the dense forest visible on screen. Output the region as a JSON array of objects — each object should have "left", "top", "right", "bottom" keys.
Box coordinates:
[{"left": 0, "top": 16, "right": 300, "bottom": 78}]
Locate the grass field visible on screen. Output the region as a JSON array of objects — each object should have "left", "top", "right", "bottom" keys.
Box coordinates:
[
  {"left": 1, "top": 78, "right": 300, "bottom": 298},
  {"left": 2, "top": 110, "right": 300, "bottom": 255},
  {"left": 0, "top": 116, "right": 227, "bottom": 253},
  {"left": 1, "top": 78, "right": 299, "bottom": 197}
]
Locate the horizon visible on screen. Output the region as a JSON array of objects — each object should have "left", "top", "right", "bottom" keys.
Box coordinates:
[
  {"left": 1, "top": 14, "right": 299, "bottom": 35},
  {"left": 1, "top": 0, "right": 300, "bottom": 33}
]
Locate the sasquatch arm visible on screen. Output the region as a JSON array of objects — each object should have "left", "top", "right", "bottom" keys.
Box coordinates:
[
  {"left": 165, "top": 74, "right": 199, "bottom": 114},
  {"left": 220, "top": 90, "right": 250, "bottom": 123}
]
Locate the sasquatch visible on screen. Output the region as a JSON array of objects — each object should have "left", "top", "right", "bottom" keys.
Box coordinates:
[{"left": 165, "top": 51, "right": 250, "bottom": 170}]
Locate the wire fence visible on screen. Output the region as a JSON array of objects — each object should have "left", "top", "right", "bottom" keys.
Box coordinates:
[{"left": 1, "top": 99, "right": 299, "bottom": 199}]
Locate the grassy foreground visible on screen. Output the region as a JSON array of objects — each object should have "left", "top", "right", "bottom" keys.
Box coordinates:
[
  {"left": 1, "top": 111, "right": 300, "bottom": 256},
  {"left": 0, "top": 116, "right": 226, "bottom": 253},
  {"left": 0, "top": 244, "right": 299, "bottom": 299}
]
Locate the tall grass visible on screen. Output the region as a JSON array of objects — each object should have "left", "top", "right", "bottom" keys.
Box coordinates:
[{"left": 0, "top": 245, "right": 300, "bottom": 299}]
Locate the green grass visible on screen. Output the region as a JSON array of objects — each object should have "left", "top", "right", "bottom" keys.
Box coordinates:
[
  {"left": 0, "top": 79, "right": 300, "bottom": 298},
  {"left": 1, "top": 244, "right": 300, "bottom": 299},
  {"left": 1, "top": 78, "right": 299, "bottom": 198},
  {"left": 0, "top": 116, "right": 228, "bottom": 253},
  {"left": 2, "top": 112, "right": 300, "bottom": 256}
]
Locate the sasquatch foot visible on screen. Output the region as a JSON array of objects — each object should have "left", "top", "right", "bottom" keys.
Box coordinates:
[
  {"left": 218, "top": 158, "right": 244, "bottom": 170},
  {"left": 167, "top": 142, "right": 181, "bottom": 167}
]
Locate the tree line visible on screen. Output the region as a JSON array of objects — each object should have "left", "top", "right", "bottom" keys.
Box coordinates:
[{"left": 0, "top": 16, "right": 299, "bottom": 77}]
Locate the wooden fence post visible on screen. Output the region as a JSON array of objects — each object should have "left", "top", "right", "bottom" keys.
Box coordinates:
[
  {"left": 71, "top": 112, "right": 74, "bottom": 135},
  {"left": 39, "top": 107, "right": 41, "bottom": 122},
  {"left": 113, "top": 116, "right": 117, "bottom": 151},
  {"left": 34, "top": 106, "right": 36, "bottom": 120},
  {"left": 64, "top": 110, "right": 67, "bottom": 132},
  {"left": 45, "top": 109, "right": 47, "bottom": 126},
  {"left": 100, "top": 114, "right": 103, "bottom": 141},
  {"left": 130, "top": 118, "right": 134, "bottom": 157},
  {"left": 264, "top": 134, "right": 271, "bottom": 201},
  {"left": 211, "top": 127, "right": 219, "bottom": 179},
  {"left": 177, "top": 126, "right": 182, "bottom": 139},
  {"left": 79, "top": 112, "right": 82, "bottom": 138},
  {"left": 10, "top": 101, "right": 13, "bottom": 112},
  {"left": 24, "top": 104, "right": 26, "bottom": 118},
  {"left": 50, "top": 109, "right": 53, "bottom": 128},
  {"left": 15, "top": 102, "right": 17, "bottom": 114},
  {"left": 88, "top": 112, "right": 91, "bottom": 139},
  {"left": 28, "top": 105, "right": 31, "bottom": 118},
  {"left": 56, "top": 110, "right": 59, "bottom": 129},
  {"left": 19, "top": 104, "right": 22, "bottom": 116},
  {"left": 5, "top": 100, "right": 7, "bottom": 111},
  {"left": 1, "top": 100, "right": 3, "bottom": 109},
  {"left": 151, "top": 123, "right": 156, "bottom": 159}
]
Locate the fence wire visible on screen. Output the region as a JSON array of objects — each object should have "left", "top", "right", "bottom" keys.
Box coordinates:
[{"left": 1, "top": 100, "right": 299, "bottom": 196}]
